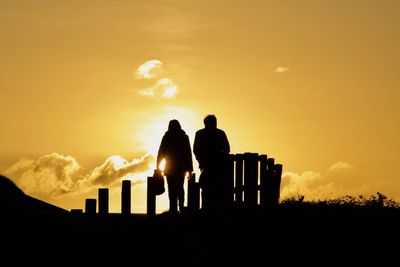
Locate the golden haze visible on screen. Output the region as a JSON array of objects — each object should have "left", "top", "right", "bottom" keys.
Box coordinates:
[{"left": 1, "top": 1, "right": 399, "bottom": 212}]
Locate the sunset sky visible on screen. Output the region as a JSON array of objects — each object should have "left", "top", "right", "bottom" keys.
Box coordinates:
[{"left": 1, "top": 1, "right": 399, "bottom": 213}]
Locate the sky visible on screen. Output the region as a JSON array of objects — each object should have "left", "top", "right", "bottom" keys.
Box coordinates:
[{"left": 1, "top": 0, "right": 399, "bottom": 213}]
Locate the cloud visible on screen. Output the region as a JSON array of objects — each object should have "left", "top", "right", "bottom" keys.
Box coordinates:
[
  {"left": 281, "top": 161, "right": 400, "bottom": 204},
  {"left": 274, "top": 66, "right": 290, "bottom": 74},
  {"left": 281, "top": 170, "right": 330, "bottom": 200},
  {"left": 329, "top": 161, "right": 353, "bottom": 171},
  {"left": 4, "top": 153, "right": 154, "bottom": 200},
  {"left": 281, "top": 161, "right": 357, "bottom": 201},
  {"left": 139, "top": 78, "right": 178, "bottom": 98},
  {"left": 4, "top": 153, "right": 80, "bottom": 198},
  {"left": 82, "top": 154, "right": 153, "bottom": 187},
  {"left": 135, "top": 59, "right": 179, "bottom": 98},
  {"left": 135, "top": 60, "right": 162, "bottom": 79},
  {"left": 3, "top": 157, "right": 35, "bottom": 180}
]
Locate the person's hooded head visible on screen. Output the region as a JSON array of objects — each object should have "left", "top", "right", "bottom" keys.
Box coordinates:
[
  {"left": 204, "top": 114, "right": 217, "bottom": 129},
  {"left": 168, "top": 119, "right": 182, "bottom": 132}
]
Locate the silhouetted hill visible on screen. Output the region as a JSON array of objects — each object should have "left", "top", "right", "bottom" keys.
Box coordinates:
[
  {"left": 2, "top": 203, "right": 399, "bottom": 267},
  {"left": 0, "top": 175, "right": 67, "bottom": 213},
  {"left": 1, "top": 174, "right": 398, "bottom": 266}
]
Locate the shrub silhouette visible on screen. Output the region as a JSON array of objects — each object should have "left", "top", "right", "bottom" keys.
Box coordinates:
[{"left": 281, "top": 192, "right": 400, "bottom": 209}]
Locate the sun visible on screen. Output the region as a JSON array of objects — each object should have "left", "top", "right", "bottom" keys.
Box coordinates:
[
  {"left": 127, "top": 106, "right": 202, "bottom": 214},
  {"left": 136, "top": 107, "right": 200, "bottom": 154}
]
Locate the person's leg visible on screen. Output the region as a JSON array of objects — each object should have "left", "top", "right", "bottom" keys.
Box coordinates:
[
  {"left": 209, "top": 186, "right": 219, "bottom": 212},
  {"left": 167, "top": 176, "right": 178, "bottom": 213},
  {"left": 208, "top": 168, "right": 220, "bottom": 213},
  {"left": 177, "top": 175, "right": 185, "bottom": 213},
  {"left": 200, "top": 168, "right": 213, "bottom": 213},
  {"left": 201, "top": 188, "right": 208, "bottom": 212}
]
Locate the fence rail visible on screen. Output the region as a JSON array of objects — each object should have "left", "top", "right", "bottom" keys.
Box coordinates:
[{"left": 81, "top": 152, "right": 283, "bottom": 216}]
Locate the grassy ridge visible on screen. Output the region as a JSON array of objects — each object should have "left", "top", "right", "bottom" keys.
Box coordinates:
[{"left": 2, "top": 194, "right": 400, "bottom": 266}]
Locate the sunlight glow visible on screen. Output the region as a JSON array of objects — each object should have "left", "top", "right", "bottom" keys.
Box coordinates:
[
  {"left": 134, "top": 106, "right": 201, "bottom": 162},
  {"left": 159, "top": 158, "right": 166, "bottom": 171}
]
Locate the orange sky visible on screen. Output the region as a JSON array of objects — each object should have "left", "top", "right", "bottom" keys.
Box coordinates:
[{"left": 1, "top": 1, "right": 399, "bottom": 213}]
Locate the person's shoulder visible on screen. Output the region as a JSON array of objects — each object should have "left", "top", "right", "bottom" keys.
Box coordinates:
[
  {"left": 216, "top": 128, "right": 227, "bottom": 134},
  {"left": 195, "top": 128, "right": 206, "bottom": 134},
  {"left": 161, "top": 132, "right": 168, "bottom": 139}
]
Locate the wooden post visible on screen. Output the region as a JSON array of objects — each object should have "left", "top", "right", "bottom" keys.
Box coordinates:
[
  {"left": 121, "top": 180, "right": 131, "bottom": 215},
  {"left": 259, "top": 154, "right": 268, "bottom": 207},
  {"left": 98, "top": 188, "right": 109, "bottom": 214},
  {"left": 265, "top": 158, "right": 275, "bottom": 206},
  {"left": 253, "top": 153, "right": 260, "bottom": 206},
  {"left": 187, "top": 173, "right": 200, "bottom": 214},
  {"left": 226, "top": 154, "right": 235, "bottom": 207},
  {"left": 85, "top": 198, "right": 96, "bottom": 214},
  {"left": 234, "top": 154, "right": 244, "bottom": 204},
  {"left": 272, "top": 164, "right": 283, "bottom": 205},
  {"left": 147, "top": 176, "right": 156, "bottom": 216},
  {"left": 244, "top": 153, "right": 259, "bottom": 207}
]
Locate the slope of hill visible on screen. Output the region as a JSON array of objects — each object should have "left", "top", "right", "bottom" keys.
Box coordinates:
[
  {"left": 0, "top": 175, "right": 67, "bottom": 213},
  {"left": 2, "top": 203, "right": 399, "bottom": 267},
  {"left": 2, "top": 174, "right": 399, "bottom": 266}
]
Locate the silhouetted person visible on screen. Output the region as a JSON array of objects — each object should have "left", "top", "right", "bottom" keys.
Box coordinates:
[
  {"left": 193, "top": 114, "right": 230, "bottom": 213},
  {"left": 157, "top": 120, "right": 193, "bottom": 214}
]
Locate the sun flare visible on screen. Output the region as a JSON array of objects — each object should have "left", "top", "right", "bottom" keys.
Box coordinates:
[{"left": 159, "top": 158, "right": 166, "bottom": 171}]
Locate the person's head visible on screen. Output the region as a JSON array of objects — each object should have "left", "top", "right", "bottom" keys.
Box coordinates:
[
  {"left": 204, "top": 114, "right": 217, "bottom": 129},
  {"left": 168, "top": 119, "right": 182, "bottom": 132}
]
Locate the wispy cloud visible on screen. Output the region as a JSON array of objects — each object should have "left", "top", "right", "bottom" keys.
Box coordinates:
[
  {"left": 135, "top": 60, "right": 162, "bottom": 79},
  {"left": 274, "top": 66, "right": 290, "bottom": 74},
  {"left": 139, "top": 77, "right": 178, "bottom": 98},
  {"left": 135, "top": 59, "right": 179, "bottom": 98},
  {"left": 329, "top": 161, "right": 353, "bottom": 171}
]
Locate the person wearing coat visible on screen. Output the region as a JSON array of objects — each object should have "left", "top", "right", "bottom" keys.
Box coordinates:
[{"left": 157, "top": 119, "right": 193, "bottom": 214}]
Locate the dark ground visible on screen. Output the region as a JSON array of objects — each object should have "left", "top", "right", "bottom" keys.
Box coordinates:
[{"left": 2, "top": 205, "right": 400, "bottom": 267}]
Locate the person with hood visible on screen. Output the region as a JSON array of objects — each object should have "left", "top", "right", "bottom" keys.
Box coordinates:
[{"left": 157, "top": 119, "right": 193, "bottom": 214}]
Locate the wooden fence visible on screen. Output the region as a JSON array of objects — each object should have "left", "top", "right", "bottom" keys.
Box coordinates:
[
  {"left": 147, "top": 153, "right": 283, "bottom": 216},
  {"left": 79, "top": 152, "right": 282, "bottom": 216}
]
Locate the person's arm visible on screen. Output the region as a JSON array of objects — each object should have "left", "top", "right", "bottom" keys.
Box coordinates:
[
  {"left": 193, "top": 132, "right": 198, "bottom": 158},
  {"left": 157, "top": 135, "right": 166, "bottom": 169},
  {"left": 193, "top": 131, "right": 203, "bottom": 169},
  {"left": 222, "top": 131, "right": 230, "bottom": 154},
  {"left": 185, "top": 135, "right": 194, "bottom": 173}
]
